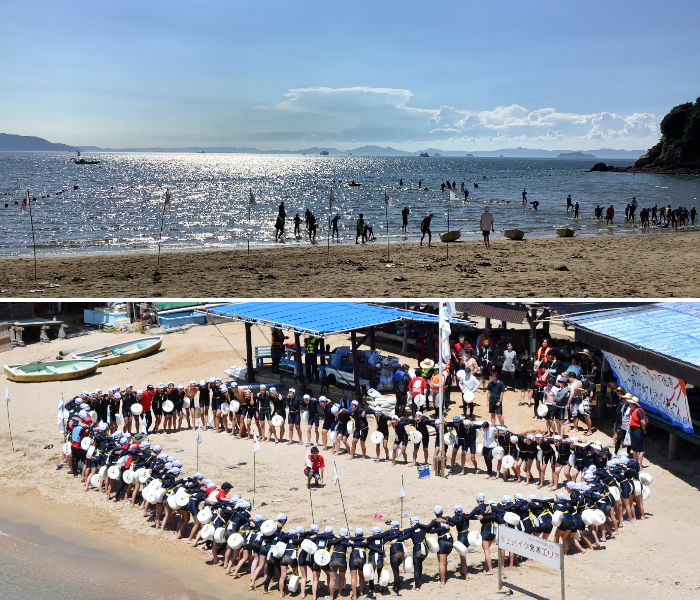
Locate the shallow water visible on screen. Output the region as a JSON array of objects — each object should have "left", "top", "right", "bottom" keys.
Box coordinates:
[
  {"left": 0, "top": 516, "right": 208, "bottom": 600},
  {"left": 1, "top": 153, "right": 698, "bottom": 256}
]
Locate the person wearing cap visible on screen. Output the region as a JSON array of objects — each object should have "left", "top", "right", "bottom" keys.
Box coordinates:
[
  {"left": 627, "top": 396, "right": 647, "bottom": 468},
  {"left": 389, "top": 414, "right": 413, "bottom": 466},
  {"left": 243, "top": 389, "right": 257, "bottom": 440},
  {"left": 576, "top": 372, "right": 596, "bottom": 437},
  {"left": 140, "top": 384, "right": 154, "bottom": 433},
  {"left": 184, "top": 381, "right": 197, "bottom": 431},
  {"left": 408, "top": 367, "right": 429, "bottom": 415},
  {"left": 161, "top": 382, "right": 175, "bottom": 434},
  {"left": 107, "top": 388, "right": 120, "bottom": 434},
  {"left": 446, "top": 416, "right": 478, "bottom": 475},
  {"left": 479, "top": 205, "right": 495, "bottom": 248},
  {"left": 480, "top": 421, "right": 498, "bottom": 479},
  {"left": 319, "top": 396, "right": 337, "bottom": 451},
  {"left": 372, "top": 409, "right": 392, "bottom": 463},
  {"left": 304, "top": 335, "right": 320, "bottom": 384},
  {"left": 457, "top": 367, "right": 479, "bottom": 419},
  {"left": 332, "top": 401, "right": 353, "bottom": 456},
  {"left": 229, "top": 382, "right": 248, "bottom": 439},
  {"left": 255, "top": 384, "right": 274, "bottom": 442},
  {"left": 268, "top": 387, "right": 286, "bottom": 442},
  {"left": 565, "top": 370, "right": 584, "bottom": 434},
  {"left": 486, "top": 369, "right": 506, "bottom": 427},
  {"left": 535, "top": 433, "right": 555, "bottom": 488},
  {"left": 210, "top": 380, "right": 225, "bottom": 434},
  {"left": 300, "top": 394, "right": 318, "bottom": 446},
  {"left": 197, "top": 379, "right": 211, "bottom": 431},
  {"left": 501, "top": 343, "right": 517, "bottom": 391},
  {"left": 552, "top": 375, "right": 570, "bottom": 438},
  {"left": 121, "top": 384, "right": 137, "bottom": 435},
  {"left": 348, "top": 399, "right": 370, "bottom": 460},
  {"left": 393, "top": 363, "right": 411, "bottom": 418},
  {"left": 615, "top": 393, "right": 633, "bottom": 454},
  {"left": 419, "top": 212, "right": 433, "bottom": 247},
  {"left": 151, "top": 383, "right": 166, "bottom": 434},
  {"left": 174, "top": 383, "right": 188, "bottom": 432},
  {"left": 466, "top": 492, "right": 498, "bottom": 575}
]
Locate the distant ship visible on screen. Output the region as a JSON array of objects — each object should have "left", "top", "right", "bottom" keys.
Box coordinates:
[
  {"left": 73, "top": 151, "right": 100, "bottom": 165},
  {"left": 320, "top": 150, "right": 329, "bottom": 156},
  {"left": 419, "top": 152, "right": 429, "bottom": 157}
]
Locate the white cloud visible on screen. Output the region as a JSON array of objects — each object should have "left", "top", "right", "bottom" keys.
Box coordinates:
[{"left": 252, "top": 86, "right": 659, "bottom": 150}]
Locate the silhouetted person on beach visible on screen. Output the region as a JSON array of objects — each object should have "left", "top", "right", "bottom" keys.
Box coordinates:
[
  {"left": 420, "top": 213, "right": 434, "bottom": 247},
  {"left": 331, "top": 214, "right": 340, "bottom": 241},
  {"left": 595, "top": 205, "right": 603, "bottom": 220},
  {"left": 293, "top": 214, "right": 301, "bottom": 236},
  {"left": 574, "top": 202, "right": 579, "bottom": 220},
  {"left": 441, "top": 182, "right": 446, "bottom": 192},
  {"left": 305, "top": 208, "right": 312, "bottom": 228},
  {"left": 279, "top": 202, "right": 286, "bottom": 219},
  {"left": 474, "top": 183, "right": 479, "bottom": 189},
  {"left": 307, "top": 212, "right": 317, "bottom": 242},
  {"left": 274, "top": 213, "right": 285, "bottom": 241},
  {"left": 691, "top": 207, "right": 697, "bottom": 226},
  {"left": 464, "top": 189, "right": 469, "bottom": 199},
  {"left": 418, "top": 179, "right": 422, "bottom": 189},
  {"left": 566, "top": 195, "right": 573, "bottom": 211},
  {"left": 356, "top": 213, "right": 366, "bottom": 244},
  {"left": 530, "top": 200, "right": 539, "bottom": 210},
  {"left": 522, "top": 189, "right": 527, "bottom": 203},
  {"left": 401, "top": 206, "right": 410, "bottom": 233}
]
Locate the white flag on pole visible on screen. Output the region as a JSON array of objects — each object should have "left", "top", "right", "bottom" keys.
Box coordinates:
[
  {"left": 439, "top": 301, "right": 453, "bottom": 363},
  {"left": 399, "top": 478, "right": 405, "bottom": 499},
  {"left": 253, "top": 433, "right": 261, "bottom": 453},
  {"left": 107, "top": 405, "right": 111, "bottom": 423},
  {"left": 164, "top": 188, "right": 171, "bottom": 207},
  {"left": 141, "top": 416, "right": 148, "bottom": 435},
  {"left": 249, "top": 189, "right": 257, "bottom": 206},
  {"left": 333, "top": 463, "right": 339, "bottom": 486},
  {"left": 448, "top": 190, "right": 458, "bottom": 202},
  {"left": 385, "top": 190, "right": 394, "bottom": 207},
  {"left": 5, "top": 384, "right": 10, "bottom": 403},
  {"left": 196, "top": 425, "right": 203, "bottom": 445},
  {"left": 21, "top": 190, "right": 29, "bottom": 214}
]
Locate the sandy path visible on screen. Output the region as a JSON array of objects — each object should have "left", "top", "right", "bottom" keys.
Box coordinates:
[
  {"left": 2, "top": 231, "right": 699, "bottom": 297},
  {"left": 1, "top": 322, "right": 699, "bottom": 600}
]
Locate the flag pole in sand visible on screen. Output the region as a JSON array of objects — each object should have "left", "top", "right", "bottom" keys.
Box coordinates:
[
  {"left": 333, "top": 462, "right": 349, "bottom": 528},
  {"left": 5, "top": 385, "right": 15, "bottom": 453},
  {"left": 154, "top": 188, "right": 170, "bottom": 282}
]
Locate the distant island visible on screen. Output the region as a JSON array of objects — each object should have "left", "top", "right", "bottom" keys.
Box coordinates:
[
  {"left": 557, "top": 151, "right": 597, "bottom": 159},
  {"left": 0, "top": 132, "right": 646, "bottom": 159}
]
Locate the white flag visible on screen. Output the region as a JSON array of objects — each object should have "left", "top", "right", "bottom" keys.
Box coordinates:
[
  {"left": 385, "top": 190, "right": 394, "bottom": 207},
  {"left": 329, "top": 187, "right": 335, "bottom": 208},
  {"left": 439, "top": 301, "right": 452, "bottom": 363},
  {"left": 333, "top": 463, "right": 339, "bottom": 486},
  {"left": 249, "top": 189, "right": 257, "bottom": 206},
  {"left": 21, "top": 190, "right": 29, "bottom": 214},
  {"left": 164, "top": 188, "right": 171, "bottom": 207},
  {"left": 448, "top": 190, "right": 458, "bottom": 202},
  {"left": 58, "top": 394, "right": 64, "bottom": 412},
  {"left": 107, "top": 405, "right": 111, "bottom": 423},
  {"left": 196, "top": 425, "right": 203, "bottom": 445},
  {"left": 4, "top": 385, "right": 9, "bottom": 403},
  {"left": 253, "top": 433, "right": 261, "bottom": 453},
  {"left": 141, "top": 416, "right": 148, "bottom": 435},
  {"left": 399, "top": 477, "right": 405, "bottom": 499}
]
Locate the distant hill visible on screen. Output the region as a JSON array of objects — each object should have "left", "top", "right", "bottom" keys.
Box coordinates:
[
  {"left": 632, "top": 97, "right": 700, "bottom": 172},
  {"left": 557, "top": 151, "right": 597, "bottom": 159},
  {"left": 2, "top": 133, "right": 645, "bottom": 159},
  {"left": 0, "top": 133, "right": 79, "bottom": 152}
]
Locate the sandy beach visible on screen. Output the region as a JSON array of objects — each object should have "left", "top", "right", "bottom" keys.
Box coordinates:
[
  {"left": 2, "top": 230, "right": 700, "bottom": 298},
  {"left": 2, "top": 321, "right": 700, "bottom": 600}
]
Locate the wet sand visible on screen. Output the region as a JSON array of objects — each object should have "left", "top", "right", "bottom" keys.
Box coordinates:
[
  {"left": 2, "top": 230, "right": 700, "bottom": 297},
  {"left": 2, "top": 323, "right": 700, "bottom": 600}
]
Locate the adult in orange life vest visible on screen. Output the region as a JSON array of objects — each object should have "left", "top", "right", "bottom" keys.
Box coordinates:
[
  {"left": 429, "top": 360, "right": 450, "bottom": 412},
  {"left": 627, "top": 396, "right": 648, "bottom": 468},
  {"left": 536, "top": 339, "right": 552, "bottom": 365}
]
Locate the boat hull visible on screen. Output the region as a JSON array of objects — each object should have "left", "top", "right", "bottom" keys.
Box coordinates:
[
  {"left": 440, "top": 230, "right": 461, "bottom": 243},
  {"left": 72, "top": 336, "right": 162, "bottom": 366},
  {"left": 555, "top": 228, "right": 575, "bottom": 237},
  {"left": 503, "top": 229, "right": 525, "bottom": 240},
  {"left": 4, "top": 360, "right": 99, "bottom": 382}
]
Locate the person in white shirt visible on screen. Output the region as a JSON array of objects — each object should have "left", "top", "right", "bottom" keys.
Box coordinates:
[
  {"left": 479, "top": 206, "right": 495, "bottom": 248},
  {"left": 457, "top": 368, "right": 480, "bottom": 418},
  {"left": 480, "top": 421, "right": 498, "bottom": 479}
]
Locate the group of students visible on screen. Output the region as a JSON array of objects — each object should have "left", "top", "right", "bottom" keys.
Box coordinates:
[{"left": 61, "top": 389, "right": 652, "bottom": 599}]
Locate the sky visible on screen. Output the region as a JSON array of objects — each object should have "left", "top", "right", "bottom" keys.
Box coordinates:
[{"left": 1, "top": 0, "right": 699, "bottom": 151}]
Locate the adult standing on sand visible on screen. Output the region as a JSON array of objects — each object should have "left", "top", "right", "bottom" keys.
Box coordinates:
[
  {"left": 420, "top": 213, "right": 433, "bottom": 246},
  {"left": 401, "top": 206, "right": 410, "bottom": 233},
  {"left": 480, "top": 206, "right": 494, "bottom": 248}
]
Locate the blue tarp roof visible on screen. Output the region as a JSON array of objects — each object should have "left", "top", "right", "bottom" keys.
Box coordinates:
[
  {"left": 203, "top": 302, "right": 447, "bottom": 336},
  {"left": 566, "top": 303, "right": 700, "bottom": 370}
]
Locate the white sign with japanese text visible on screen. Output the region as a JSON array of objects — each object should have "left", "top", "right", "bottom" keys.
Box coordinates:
[{"left": 498, "top": 526, "right": 562, "bottom": 569}]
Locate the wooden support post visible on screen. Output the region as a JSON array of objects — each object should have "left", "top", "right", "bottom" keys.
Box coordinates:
[
  {"left": 369, "top": 327, "right": 376, "bottom": 351},
  {"left": 295, "top": 332, "right": 305, "bottom": 389},
  {"left": 402, "top": 303, "right": 409, "bottom": 353},
  {"left": 352, "top": 331, "right": 362, "bottom": 402},
  {"left": 669, "top": 432, "right": 680, "bottom": 461},
  {"left": 245, "top": 322, "right": 255, "bottom": 383},
  {"left": 597, "top": 354, "right": 608, "bottom": 420},
  {"left": 485, "top": 317, "right": 491, "bottom": 330}
]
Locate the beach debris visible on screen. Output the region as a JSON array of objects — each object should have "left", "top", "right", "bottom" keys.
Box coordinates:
[
  {"left": 556, "top": 265, "right": 570, "bottom": 271},
  {"left": 493, "top": 267, "right": 504, "bottom": 273},
  {"left": 228, "top": 465, "right": 238, "bottom": 469},
  {"left": 373, "top": 513, "right": 383, "bottom": 518},
  {"left": 175, "top": 448, "right": 184, "bottom": 453},
  {"left": 152, "top": 271, "right": 162, "bottom": 283},
  {"left": 571, "top": 253, "right": 583, "bottom": 258},
  {"left": 48, "top": 456, "right": 58, "bottom": 461},
  {"left": 71, "top": 277, "right": 86, "bottom": 283},
  {"left": 28, "top": 443, "right": 37, "bottom": 447},
  {"left": 289, "top": 487, "right": 299, "bottom": 491},
  {"left": 356, "top": 266, "right": 367, "bottom": 271},
  {"left": 393, "top": 276, "right": 406, "bottom": 282},
  {"left": 477, "top": 262, "right": 492, "bottom": 267},
  {"left": 0, "top": 289, "right": 6, "bottom": 294},
  {"left": 260, "top": 501, "right": 268, "bottom": 507},
  {"left": 323, "top": 517, "right": 339, "bottom": 523},
  {"left": 257, "top": 484, "right": 267, "bottom": 488},
  {"left": 54, "top": 275, "right": 66, "bottom": 280},
  {"left": 56, "top": 463, "right": 64, "bottom": 469},
  {"left": 43, "top": 444, "right": 53, "bottom": 449},
  {"left": 237, "top": 462, "right": 247, "bottom": 466}
]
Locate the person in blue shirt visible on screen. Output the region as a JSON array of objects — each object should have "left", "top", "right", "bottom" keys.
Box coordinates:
[{"left": 393, "top": 517, "right": 431, "bottom": 591}]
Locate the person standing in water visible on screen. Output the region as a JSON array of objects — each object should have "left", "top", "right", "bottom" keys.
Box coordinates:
[
  {"left": 574, "top": 202, "right": 580, "bottom": 220},
  {"left": 293, "top": 214, "right": 301, "bottom": 236},
  {"left": 331, "top": 214, "right": 340, "bottom": 241},
  {"left": 355, "top": 213, "right": 366, "bottom": 244},
  {"left": 566, "top": 195, "right": 573, "bottom": 212},
  {"left": 401, "top": 206, "right": 410, "bottom": 233},
  {"left": 522, "top": 189, "right": 527, "bottom": 203}
]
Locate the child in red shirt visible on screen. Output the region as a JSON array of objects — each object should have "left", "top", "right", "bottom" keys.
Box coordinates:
[{"left": 305, "top": 447, "right": 325, "bottom": 487}]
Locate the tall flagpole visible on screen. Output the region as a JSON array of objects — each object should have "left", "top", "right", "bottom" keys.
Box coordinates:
[
  {"left": 334, "top": 462, "right": 350, "bottom": 528},
  {"left": 400, "top": 475, "right": 404, "bottom": 528},
  {"left": 327, "top": 187, "right": 332, "bottom": 262},
  {"left": 253, "top": 446, "right": 256, "bottom": 509},
  {"left": 156, "top": 188, "right": 170, "bottom": 276},
  {"left": 446, "top": 193, "right": 450, "bottom": 260},
  {"left": 26, "top": 191, "right": 37, "bottom": 281},
  {"left": 5, "top": 385, "right": 15, "bottom": 453},
  {"left": 385, "top": 189, "right": 390, "bottom": 261}
]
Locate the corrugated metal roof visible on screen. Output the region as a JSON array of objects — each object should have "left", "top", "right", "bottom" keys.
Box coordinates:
[
  {"left": 203, "top": 302, "right": 446, "bottom": 336},
  {"left": 566, "top": 303, "right": 700, "bottom": 385},
  {"left": 461, "top": 302, "right": 528, "bottom": 324},
  {"left": 545, "top": 302, "right": 648, "bottom": 317}
]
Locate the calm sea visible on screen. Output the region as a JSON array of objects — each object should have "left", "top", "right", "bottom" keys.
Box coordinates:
[
  {"left": 0, "top": 516, "right": 214, "bottom": 600},
  {"left": 1, "top": 153, "right": 698, "bottom": 256}
]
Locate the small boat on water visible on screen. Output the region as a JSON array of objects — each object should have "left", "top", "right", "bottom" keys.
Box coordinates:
[
  {"left": 555, "top": 227, "right": 575, "bottom": 237},
  {"left": 503, "top": 229, "right": 525, "bottom": 240},
  {"left": 74, "top": 158, "right": 100, "bottom": 165},
  {"left": 440, "top": 230, "right": 461, "bottom": 243},
  {"left": 347, "top": 180, "right": 361, "bottom": 187},
  {"left": 72, "top": 336, "right": 162, "bottom": 366},
  {"left": 4, "top": 359, "right": 99, "bottom": 382}
]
